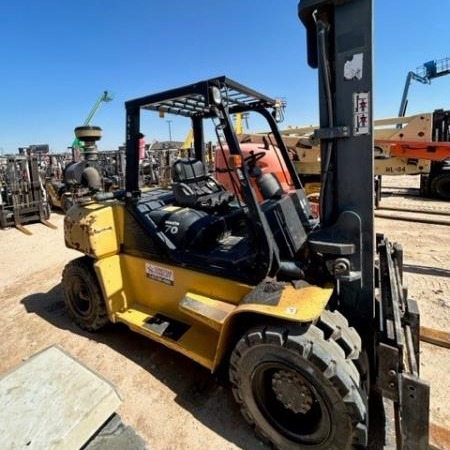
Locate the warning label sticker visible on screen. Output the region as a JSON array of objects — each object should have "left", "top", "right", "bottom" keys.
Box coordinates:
[
  {"left": 353, "top": 92, "right": 370, "bottom": 135},
  {"left": 145, "top": 262, "right": 175, "bottom": 285}
]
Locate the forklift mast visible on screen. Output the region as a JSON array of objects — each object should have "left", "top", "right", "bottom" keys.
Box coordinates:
[
  {"left": 299, "top": 1, "right": 430, "bottom": 448},
  {"left": 299, "top": 0, "right": 374, "bottom": 328}
]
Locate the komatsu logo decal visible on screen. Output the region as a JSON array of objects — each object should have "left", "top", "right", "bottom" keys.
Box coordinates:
[{"left": 164, "top": 220, "right": 179, "bottom": 235}]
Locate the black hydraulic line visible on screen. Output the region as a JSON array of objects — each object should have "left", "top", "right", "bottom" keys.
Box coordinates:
[
  {"left": 266, "top": 132, "right": 294, "bottom": 189},
  {"left": 213, "top": 121, "right": 244, "bottom": 206},
  {"left": 315, "top": 17, "right": 334, "bottom": 223}
]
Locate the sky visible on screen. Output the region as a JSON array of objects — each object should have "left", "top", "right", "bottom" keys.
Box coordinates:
[{"left": 0, "top": 0, "right": 449, "bottom": 153}]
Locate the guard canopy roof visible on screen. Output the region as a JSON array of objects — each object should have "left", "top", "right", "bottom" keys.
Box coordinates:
[{"left": 125, "top": 76, "right": 278, "bottom": 118}]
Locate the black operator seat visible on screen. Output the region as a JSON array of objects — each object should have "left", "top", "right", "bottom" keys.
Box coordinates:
[{"left": 171, "top": 158, "right": 234, "bottom": 210}]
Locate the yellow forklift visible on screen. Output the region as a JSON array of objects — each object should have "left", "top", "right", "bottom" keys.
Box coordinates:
[{"left": 62, "top": 0, "right": 429, "bottom": 448}]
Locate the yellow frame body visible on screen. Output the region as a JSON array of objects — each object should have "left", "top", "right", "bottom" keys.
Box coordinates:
[{"left": 65, "top": 202, "right": 333, "bottom": 371}]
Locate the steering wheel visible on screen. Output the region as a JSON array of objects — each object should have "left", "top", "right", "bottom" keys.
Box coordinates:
[
  {"left": 244, "top": 150, "right": 266, "bottom": 165},
  {"left": 243, "top": 150, "right": 266, "bottom": 177}
]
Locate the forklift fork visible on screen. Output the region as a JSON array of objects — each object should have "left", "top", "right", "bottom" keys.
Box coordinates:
[{"left": 376, "top": 235, "right": 430, "bottom": 449}]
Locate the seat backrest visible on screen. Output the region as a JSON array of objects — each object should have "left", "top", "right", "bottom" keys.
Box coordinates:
[
  {"left": 172, "top": 158, "right": 207, "bottom": 184},
  {"left": 171, "top": 158, "right": 234, "bottom": 209}
]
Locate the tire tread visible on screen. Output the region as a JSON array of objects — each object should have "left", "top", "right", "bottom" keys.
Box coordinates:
[
  {"left": 230, "top": 316, "right": 368, "bottom": 449},
  {"left": 62, "top": 256, "right": 108, "bottom": 331}
]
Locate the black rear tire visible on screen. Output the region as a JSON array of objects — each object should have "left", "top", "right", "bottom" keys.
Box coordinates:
[
  {"left": 62, "top": 256, "right": 108, "bottom": 331},
  {"left": 230, "top": 318, "right": 367, "bottom": 450},
  {"left": 430, "top": 172, "right": 450, "bottom": 200}
]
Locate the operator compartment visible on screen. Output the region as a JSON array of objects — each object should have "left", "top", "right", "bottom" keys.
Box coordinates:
[
  {"left": 121, "top": 76, "right": 318, "bottom": 285},
  {"left": 131, "top": 187, "right": 246, "bottom": 254},
  {"left": 215, "top": 140, "right": 313, "bottom": 260}
]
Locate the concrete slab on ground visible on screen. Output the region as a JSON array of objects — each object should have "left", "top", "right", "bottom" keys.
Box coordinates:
[{"left": 0, "top": 346, "right": 121, "bottom": 450}]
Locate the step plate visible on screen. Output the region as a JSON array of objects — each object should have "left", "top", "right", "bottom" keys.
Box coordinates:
[{"left": 143, "top": 314, "right": 190, "bottom": 341}]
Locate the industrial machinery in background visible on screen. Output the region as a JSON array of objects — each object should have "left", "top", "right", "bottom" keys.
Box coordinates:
[
  {"left": 417, "top": 109, "right": 450, "bottom": 200},
  {"left": 0, "top": 145, "right": 54, "bottom": 234},
  {"left": 398, "top": 58, "right": 450, "bottom": 199},
  {"left": 398, "top": 58, "right": 450, "bottom": 118},
  {"left": 44, "top": 145, "right": 127, "bottom": 212},
  {"left": 274, "top": 108, "right": 450, "bottom": 204},
  {"left": 43, "top": 152, "right": 76, "bottom": 211},
  {"left": 71, "top": 90, "right": 114, "bottom": 160},
  {"left": 218, "top": 108, "right": 450, "bottom": 211},
  {"left": 239, "top": 58, "right": 450, "bottom": 203},
  {"left": 50, "top": 89, "right": 187, "bottom": 208},
  {"left": 61, "top": 0, "right": 430, "bottom": 448},
  {"left": 64, "top": 126, "right": 112, "bottom": 204},
  {"left": 43, "top": 91, "right": 116, "bottom": 211},
  {"left": 141, "top": 140, "right": 183, "bottom": 188}
]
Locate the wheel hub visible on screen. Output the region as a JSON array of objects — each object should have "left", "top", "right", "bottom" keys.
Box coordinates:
[{"left": 271, "top": 369, "right": 314, "bottom": 414}]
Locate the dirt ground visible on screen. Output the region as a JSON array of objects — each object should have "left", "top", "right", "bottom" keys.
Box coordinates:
[{"left": 0, "top": 175, "right": 448, "bottom": 450}]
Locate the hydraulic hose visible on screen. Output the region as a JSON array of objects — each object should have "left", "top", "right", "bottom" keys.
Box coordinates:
[{"left": 315, "top": 15, "right": 334, "bottom": 222}]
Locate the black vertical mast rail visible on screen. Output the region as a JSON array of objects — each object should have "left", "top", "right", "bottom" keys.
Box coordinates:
[
  {"left": 377, "top": 235, "right": 430, "bottom": 450},
  {"left": 298, "top": 0, "right": 430, "bottom": 448}
]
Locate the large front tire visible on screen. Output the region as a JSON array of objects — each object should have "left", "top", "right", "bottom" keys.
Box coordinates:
[
  {"left": 229, "top": 318, "right": 367, "bottom": 450},
  {"left": 62, "top": 257, "right": 108, "bottom": 331}
]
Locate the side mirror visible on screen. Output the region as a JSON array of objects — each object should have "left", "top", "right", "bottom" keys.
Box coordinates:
[
  {"left": 272, "top": 99, "right": 286, "bottom": 123},
  {"left": 272, "top": 107, "right": 282, "bottom": 123}
]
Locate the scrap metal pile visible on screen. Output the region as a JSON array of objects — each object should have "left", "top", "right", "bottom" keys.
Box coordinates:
[
  {"left": 0, "top": 135, "right": 186, "bottom": 232},
  {"left": 0, "top": 146, "right": 52, "bottom": 233},
  {"left": 144, "top": 141, "right": 183, "bottom": 187}
]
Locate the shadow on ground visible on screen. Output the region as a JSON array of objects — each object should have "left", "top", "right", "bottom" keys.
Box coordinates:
[{"left": 21, "top": 283, "right": 263, "bottom": 450}]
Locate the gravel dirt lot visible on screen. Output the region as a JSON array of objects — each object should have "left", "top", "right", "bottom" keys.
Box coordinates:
[{"left": 0, "top": 175, "right": 448, "bottom": 449}]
